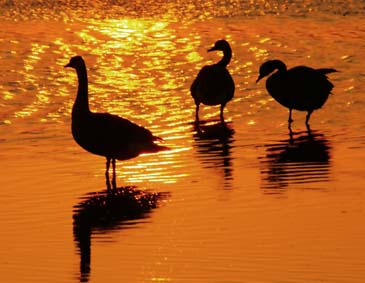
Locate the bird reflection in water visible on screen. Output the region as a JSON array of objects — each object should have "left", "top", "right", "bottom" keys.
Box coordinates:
[
  {"left": 260, "top": 130, "right": 331, "bottom": 191},
  {"left": 73, "top": 187, "right": 168, "bottom": 282},
  {"left": 192, "top": 121, "right": 235, "bottom": 189}
]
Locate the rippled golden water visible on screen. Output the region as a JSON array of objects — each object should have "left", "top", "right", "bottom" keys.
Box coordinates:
[{"left": 1, "top": 2, "right": 365, "bottom": 283}]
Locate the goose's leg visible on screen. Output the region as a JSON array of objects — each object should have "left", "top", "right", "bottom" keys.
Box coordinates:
[
  {"left": 305, "top": 110, "right": 313, "bottom": 130},
  {"left": 111, "top": 158, "right": 117, "bottom": 190},
  {"left": 105, "top": 158, "right": 111, "bottom": 191},
  {"left": 288, "top": 108, "right": 293, "bottom": 124},
  {"left": 220, "top": 104, "right": 225, "bottom": 124},
  {"left": 195, "top": 103, "right": 200, "bottom": 124}
]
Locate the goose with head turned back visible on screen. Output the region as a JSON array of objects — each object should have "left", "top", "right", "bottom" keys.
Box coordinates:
[
  {"left": 256, "top": 59, "right": 337, "bottom": 129},
  {"left": 65, "top": 56, "right": 168, "bottom": 190},
  {"left": 190, "top": 39, "right": 235, "bottom": 124}
]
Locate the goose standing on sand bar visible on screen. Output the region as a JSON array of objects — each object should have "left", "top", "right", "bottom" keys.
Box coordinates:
[
  {"left": 256, "top": 59, "right": 337, "bottom": 130},
  {"left": 190, "top": 39, "right": 235, "bottom": 124},
  {"left": 65, "top": 56, "right": 168, "bottom": 190}
]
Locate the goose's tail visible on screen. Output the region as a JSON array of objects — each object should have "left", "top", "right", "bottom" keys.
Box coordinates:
[
  {"left": 317, "top": 68, "right": 338, "bottom": 75},
  {"left": 143, "top": 135, "right": 170, "bottom": 153},
  {"left": 143, "top": 142, "right": 170, "bottom": 154}
]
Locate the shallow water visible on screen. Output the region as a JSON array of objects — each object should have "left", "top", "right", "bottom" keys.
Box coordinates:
[{"left": 1, "top": 1, "right": 365, "bottom": 282}]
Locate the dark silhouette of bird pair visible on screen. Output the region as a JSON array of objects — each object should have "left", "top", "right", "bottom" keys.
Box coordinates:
[
  {"left": 65, "top": 39, "right": 337, "bottom": 190},
  {"left": 191, "top": 39, "right": 337, "bottom": 129}
]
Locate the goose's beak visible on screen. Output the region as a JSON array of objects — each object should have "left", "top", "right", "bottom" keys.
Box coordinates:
[
  {"left": 256, "top": 75, "right": 264, "bottom": 83},
  {"left": 207, "top": 46, "right": 217, "bottom": 52},
  {"left": 64, "top": 63, "right": 71, "bottom": 68}
]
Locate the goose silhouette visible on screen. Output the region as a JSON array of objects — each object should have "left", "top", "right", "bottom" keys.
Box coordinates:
[
  {"left": 256, "top": 59, "right": 337, "bottom": 129},
  {"left": 65, "top": 56, "right": 168, "bottom": 190},
  {"left": 190, "top": 39, "right": 235, "bottom": 124}
]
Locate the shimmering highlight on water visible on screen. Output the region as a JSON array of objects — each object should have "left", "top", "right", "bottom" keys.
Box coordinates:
[{"left": 1, "top": 1, "right": 365, "bottom": 283}]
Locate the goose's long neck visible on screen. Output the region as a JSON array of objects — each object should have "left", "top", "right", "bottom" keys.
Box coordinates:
[
  {"left": 73, "top": 63, "right": 90, "bottom": 114},
  {"left": 217, "top": 47, "right": 232, "bottom": 67}
]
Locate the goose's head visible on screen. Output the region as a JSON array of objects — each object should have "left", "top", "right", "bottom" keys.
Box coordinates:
[
  {"left": 65, "top": 56, "right": 85, "bottom": 69},
  {"left": 208, "top": 39, "right": 231, "bottom": 53},
  {"left": 256, "top": 60, "right": 287, "bottom": 83}
]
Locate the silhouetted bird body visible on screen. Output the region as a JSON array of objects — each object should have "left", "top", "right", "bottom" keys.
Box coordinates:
[
  {"left": 72, "top": 112, "right": 162, "bottom": 161},
  {"left": 65, "top": 56, "right": 167, "bottom": 190},
  {"left": 191, "top": 40, "right": 235, "bottom": 123},
  {"left": 256, "top": 59, "right": 337, "bottom": 128}
]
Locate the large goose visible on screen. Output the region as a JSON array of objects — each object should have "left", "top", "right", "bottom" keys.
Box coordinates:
[
  {"left": 256, "top": 59, "right": 337, "bottom": 129},
  {"left": 65, "top": 56, "right": 168, "bottom": 190},
  {"left": 190, "top": 39, "right": 235, "bottom": 124}
]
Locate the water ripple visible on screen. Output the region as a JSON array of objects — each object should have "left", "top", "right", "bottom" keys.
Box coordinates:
[{"left": 260, "top": 131, "right": 332, "bottom": 191}]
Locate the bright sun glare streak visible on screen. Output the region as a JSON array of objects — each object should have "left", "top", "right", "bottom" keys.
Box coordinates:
[
  {"left": 80, "top": 18, "right": 184, "bottom": 120},
  {"left": 151, "top": 277, "right": 171, "bottom": 282},
  {"left": 119, "top": 148, "right": 191, "bottom": 184}
]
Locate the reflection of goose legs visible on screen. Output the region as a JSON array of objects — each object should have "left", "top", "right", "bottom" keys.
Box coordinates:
[
  {"left": 112, "top": 159, "right": 117, "bottom": 190},
  {"left": 288, "top": 108, "right": 294, "bottom": 134},
  {"left": 288, "top": 126, "right": 294, "bottom": 143},
  {"left": 305, "top": 110, "right": 313, "bottom": 130},
  {"left": 220, "top": 103, "right": 225, "bottom": 123},
  {"left": 106, "top": 158, "right": 111, "bottom": 190}
]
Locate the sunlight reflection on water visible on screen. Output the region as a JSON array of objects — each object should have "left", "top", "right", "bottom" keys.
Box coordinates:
[{"left": 1, "top": 1, "right": 365, "bottom": 282}]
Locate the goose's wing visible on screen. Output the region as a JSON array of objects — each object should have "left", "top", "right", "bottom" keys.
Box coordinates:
[
  {"left": 73, "top": 112, "right": 161, "bottom": 159},
  {"left": 288, "top": 66, "right": 335, "bottom": 94},
  {"left": 287, "top": 66, "right": 334, "bottom": 109},
  {"left": 91, "top": 112, "right": 156, "bottom": 143},
  {"left": 191, "top": 65, "right": 235, "bottom": 104},
  {"left": 267, "top": 66, "right": 334, "bottom": 110},
  {"left": 190, "top": 66, "right": 212, "bottom": 98}
]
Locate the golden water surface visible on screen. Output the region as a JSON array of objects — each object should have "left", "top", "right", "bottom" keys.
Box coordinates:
[{"left": 1, "top": 1, "right": 365, "bottom": 282}]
